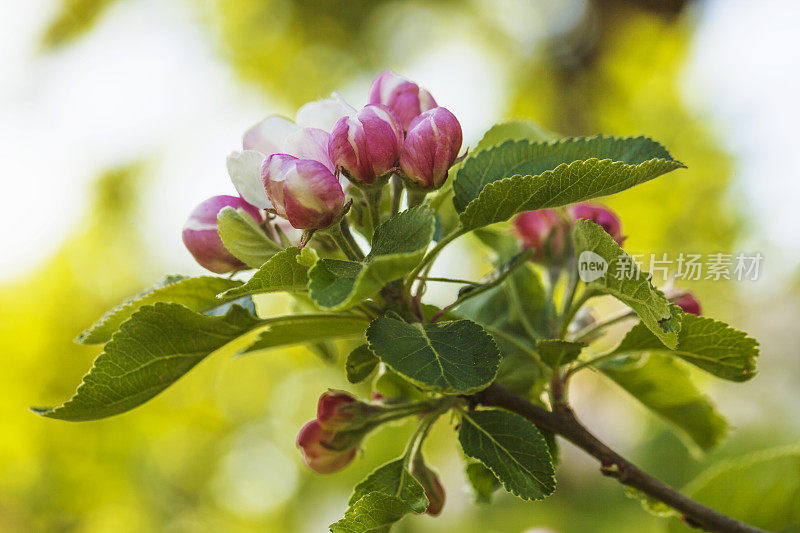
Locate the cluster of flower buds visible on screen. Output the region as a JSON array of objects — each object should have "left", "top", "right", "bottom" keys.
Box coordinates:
[
  {"left": 183, "top": 71, "right": 464, "bottom": 271},
  {"left": 514, "top": 202, "right": 625, "bottom": 263},
  {"left": 296, "top": 391, "right": 385, "bottom": 474},
  {"left": 331, "top": 70, "right": 463, "bottom": 190},
  {"left": 239, "top": 93, "right": 353, "bottom": 230},
  {"left": 182, "top": 195, "right": 264, "bottom": 274}
]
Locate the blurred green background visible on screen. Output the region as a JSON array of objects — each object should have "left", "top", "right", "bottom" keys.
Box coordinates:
[{"left": 2, "top": 0, "right": 799, "bottom": 531}]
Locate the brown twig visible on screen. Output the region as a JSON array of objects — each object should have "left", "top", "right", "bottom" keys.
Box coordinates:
[{"left": 472, "top": 383, "right": 768, "bottom": 533}]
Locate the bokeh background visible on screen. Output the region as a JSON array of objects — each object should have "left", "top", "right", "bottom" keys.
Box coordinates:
[{"left": 2, "top": 0, "right": 799, "bottom": 531}]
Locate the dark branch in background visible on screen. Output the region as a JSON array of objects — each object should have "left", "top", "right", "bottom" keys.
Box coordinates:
[{"left": 472, "top": 384, "right": 768, "bottom": 533}]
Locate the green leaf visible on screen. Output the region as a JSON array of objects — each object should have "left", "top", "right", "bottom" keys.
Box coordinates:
[
  {"left": 217, "top": 206, "right": 281, "bottom": 268},
  {"left": 459, "top": 409, "right": 555, "bottom": 501},
  {"left": 453, "top": 135, "right": 685, "bottom": 229},
  {"left": 366, "top": 314, "right": 500, "bottom": 394},
  {"left": 494, "top": 352, "right": 546, "bottom": 398},
  {"left": 465, "top": 461, "right": 501, "bottom": 503},
  {"left": 330, "top": 492, "right": 410, "bottom": 533},
  {"left": 457, "top": 260, "right": 552, "bottom": 341},
  {"left": 220, "top": 247, "right": 308, "bottom": 298},
  {"left": 610, "top": 313, "right": 759, "bottom": 382},
  {"left": 239, "top": 314, "right": 369, "bottom": 355},
  {"left": 348, "top": 459, "right": 428, "bottom": 514},
  {"left": 34, "top": 303, "right": 261, "bottom": 421},
  {"left": 76, "top": 275, "right": 243, "bottom": 344},
  {"left": 373, "top": 367, "right": 426, "bottom": 403},
  {"left": 599, "top": 353, "right": 729, "bottom": 451},
  {"left": 537, "top": 339, "right": 585, "bottom": 369},
  {"left": 308, "top": 206, "right": 435, "bottom": 310},
  {"left": 573, "top": 219, "right": 681, "bottom": 349},
  {"left": 668, "top": 446, "right": 800, "bottom": 532},
  {"left": 346, "top": 344, "right": 379, "bottom": 384},
  {"left": 472, "top": 120, "right": 556, "bottom": 153}
]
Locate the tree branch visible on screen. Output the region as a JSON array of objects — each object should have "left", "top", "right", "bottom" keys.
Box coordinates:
[{"left": 472, "top": 383, "right": 767, "bottom": 533}]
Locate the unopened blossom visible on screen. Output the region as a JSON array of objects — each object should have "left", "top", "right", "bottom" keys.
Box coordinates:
[
  {"left": 317, "top": 391, "right": 385, "bottom": 431},
  {"left": 328, "top": 104, "right": 403, "bottom": 186},
  {"left": 412, "top": 456, "right": 446, "bottom": 516},
  {"left": 569, "top": 203, "right": 625, "bottom": 246},
  {"left": 229, "top": 93, "right": 355, "bottom": 208},
  {"left": 317, "top": 391, "right": 358, "bottom": 431},
  {"left": 399, "top": 107, "right": 462, "bottom": 189},
  {"left": 368, "top": 70, "right": 437, "bottom": 130},
  {"left": 513, "top": 209, "right": 569, "bottom": 262},
  {"left": 674, "top": 292, "right": 702, "bottom": 316},
  {"left": 296, "top": 420, "right": 360, "bottom": 474},
  {"left": 261, "top": 154, "right": 344, "bottom": 230},
  {"left": 182, "top": 195, "right": 263, "bottom": 273}
]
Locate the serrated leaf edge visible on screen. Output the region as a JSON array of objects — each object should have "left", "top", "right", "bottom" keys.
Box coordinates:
[
  {"left": 75, "top": 275, "right": 241, "bottom": 344},
  {"left": 458, "top": 409, "right": 556, "bottom": 501},
  {"left": 35, "top": 301, "right": 257, "bottom": 418},
  {"left": 365, "top": 317, "right": 501, "bottom": 395}
]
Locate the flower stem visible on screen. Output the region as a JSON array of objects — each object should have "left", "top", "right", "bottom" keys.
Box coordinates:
[
  {"left": 558, "top": 286, "right": 596, "bottom": 339},
  {"left": 364, "top": 187, "right": 383, "bottom": 240},
  {"left": 570, "top": 307, "right": 636, "bottom": 342},
  {"left": 390, "top": 174, "right": 403, "bottom": 217},
  {"left": 565, "top": 350, "right": 620, "bottom": 377},
  {"left": 326, "top": 220, "right": 363, "bottom": 261},
  {"left": 431, "top": 249, "right": 535, "bottom": 322},
  {"left": 339, "top": 216, "right": 365, "bottom": 260},
  {"left": 405, "top": 226, "right": 468, "bottom": 295},
  {"left": 414, "top": 276, "right": 480, "bottom": 285},
  {"left": 407, "top": 190, "right": 428, "bottom": 208}
]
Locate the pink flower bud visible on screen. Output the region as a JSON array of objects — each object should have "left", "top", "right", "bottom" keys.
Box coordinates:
[
  {"left": 569, "top": 203, "right": 625, "bottom": 246},
  {"left": 513, "top": 209, "right": 569, "bottom": 262},
  {"left": 317, "top": 391, "right": 387, "bottom": 432},
  {"left": 261, "top": 154, "right": 345, "bottom": 230},
  {"left": 296, "top": 420, "right": 359, "bottom": 474},
  {"left": 329, "top": 104, "right": 403, "bottom": 186},
  {"left": 182, "top": 195, "right": 264, "bottom": 274},
  {"left": 317, "top": 391, "right": 357, "bottom": 430},
  {"left": 412, "top": 456, "right": 446, "bottom": 516},
  {"left": 399, "top": 107, "right": 462, "bottom": 190},
  {"left": 674, "top": 292, "right": 702, "bottom": 316},
  {"left": 368, "top": 70, "right": 437, "bottom": 130}
]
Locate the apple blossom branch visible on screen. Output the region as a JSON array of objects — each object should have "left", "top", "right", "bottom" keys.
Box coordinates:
[{"left": 472, "top": 383, "right": 767, "bottom": 533}]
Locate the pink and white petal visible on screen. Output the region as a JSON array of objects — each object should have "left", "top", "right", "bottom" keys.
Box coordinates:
[
  {"left": 227, "top": 150, "right": 270, "bottom": 209},
  {"left": 283, "top": 127, "right": 334, "bottom": 173},
  {"left": 242, "top": 115, "right": 298, "bottom": 154},
  {"left": 295, "top": 92, "right": 357, "bottom": 132},
  {"left": 261, "top": 154, "right": 298, "bottom": 217},
  {"left": 283, "top": 160, "right": 344, "bottom": 229}
]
